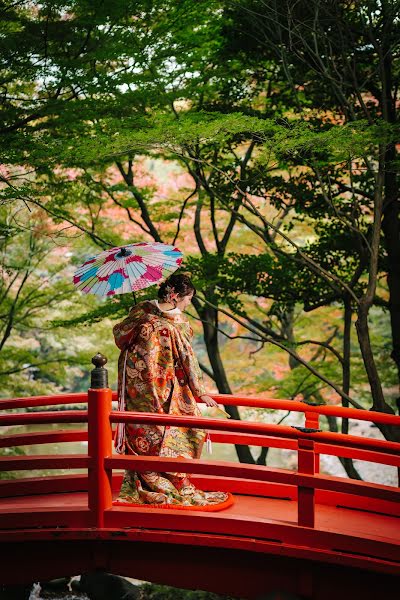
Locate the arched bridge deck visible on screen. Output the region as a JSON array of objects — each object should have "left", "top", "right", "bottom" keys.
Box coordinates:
[{"left": 0, "top": 382, "right": 399, "bottom": 599}]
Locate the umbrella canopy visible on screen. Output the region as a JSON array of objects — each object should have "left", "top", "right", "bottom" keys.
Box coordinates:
[{"left": 73, "top": 242, "right": 183, "bottom": 297}]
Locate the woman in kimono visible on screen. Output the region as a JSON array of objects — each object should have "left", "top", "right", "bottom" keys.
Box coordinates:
[{"left": 113, "top": 273, "right": 232, "bottom": 509}]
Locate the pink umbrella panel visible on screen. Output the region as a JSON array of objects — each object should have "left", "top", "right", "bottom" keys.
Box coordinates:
[{"left": 73, "top": 242, "right": 183, "bottom": 297}]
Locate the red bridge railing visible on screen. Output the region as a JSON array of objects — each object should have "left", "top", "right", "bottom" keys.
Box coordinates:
[{"left": 0, "top": 354, "right": 399, "bottom": 531}]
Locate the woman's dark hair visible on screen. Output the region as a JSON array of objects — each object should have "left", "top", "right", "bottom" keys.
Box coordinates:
[{"left": 158, "top": 273, "right": 196, "bottom": 300}]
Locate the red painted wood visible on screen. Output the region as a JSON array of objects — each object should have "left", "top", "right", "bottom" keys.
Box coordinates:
[
  {"left": 0, "top": 473, "right": 294, "bottom": 502},
  {"left": 0, "top": 411, "right": 400, "bottom": 466},
  {"left": 1, "top": 535, "right": 398, "bottom": 598},
  {"left": 110, "top": 411, "right": 400, "bottom": 454},
  {"left": 87, "top": 387, "right": 113, "bottom": 527},
  {"left": 190, "top": 474, "right": 298, "bottom": 499},
  {"left": 0, "top": 388, "right": 399, "bottom": 593},
  {"left": 305, "top": 411, "right": 320, "bottom": 473},
  {"left": 0, "top": 430, "right": 87, "bottom": 448},
  {"left": 299, "top": 472, "right": 400, "bottom": 502},
  {"left": 106, "top": 456, "right": 400, "bottom": 503},
  {"left": 207, "top": 432, "right": 400, "bottom": 467},
  {"left": 0, "top": 392, "right": 89, "bottom": 410},
  {"left": 314, "top": 488, "right": 400, "bottom": 517},
  {"left": 0, "top": 494, "right": 399, "bottom": 571},
  {"left": 211, "top": 394, "right": 400, "bottom": 426},
  {"left": 0, "top": 474, "right": 89, "bottom": 497},
  {"left": 190, "top": 475, "right": 400, "bottom": 517},
  {"left": 1, "top": 473, "right": 398, "bottom": 518},
  {"left": 0, "top": 507, "right": 91, "bottom": 530},
  {"left": 103, "top": 503, "right": 400, "bottom": 566},
  {"left": 298, "top": 438, "right": 316, "bottom": 527},
  {"left": 315, "top": 442, "right": 400, "bottom": 467},
  {"left": 0, "top": 454, "right": 89, "bottom": 471},
  {"left": 0, "top": 411, "right": 88, "bottom": 425},
  {"left": 210, "top": 431, "right": 298, "bottom": 449},
  {"left": 2, "top": 391, "right": 399, "bottom": 427},
  {"left": 305, "top": 411, "right": 320, "bottom": 429}
]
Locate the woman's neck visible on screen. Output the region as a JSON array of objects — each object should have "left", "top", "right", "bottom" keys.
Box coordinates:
[{"left": 157, "top": 300, "right": 177, "bottom": 312}]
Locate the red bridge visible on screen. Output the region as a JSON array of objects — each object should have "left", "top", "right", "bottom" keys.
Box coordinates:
[{"left": 1, "top": 357, "right": 399, "bottom": 599}]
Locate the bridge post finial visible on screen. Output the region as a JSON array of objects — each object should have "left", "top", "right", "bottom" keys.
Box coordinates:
[{"left": 91, "top": 353, "right": 108, "bottom": 389}]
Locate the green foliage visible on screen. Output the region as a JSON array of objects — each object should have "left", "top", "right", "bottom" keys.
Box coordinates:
[
  {"left": 1, "top": 0, "right": 398, "bottom": 424},
  {"left": 52, "top": 288, "right": 153, "bottom": 328},
  {"left": 139, "top": 583, "right": 235, "bottom": 600},
  {"left": 0, "top": 446, "right": 26, "bottom": 480},
  {"left": 52, "top": 111, "right": 396, "bottom": 168},
  {"left": 0, "top": 203, "right": 121, "bottom": 397}
]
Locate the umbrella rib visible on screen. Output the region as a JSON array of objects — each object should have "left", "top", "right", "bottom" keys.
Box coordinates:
[
  {"left": 123, "top": 259, "right": 141, "bottom": 293},
  {"left": 78, "top": 259, "right": 116, "bottom": 292},
  {"left": 101, "top": 259, "right": 127, "bottom": 291},
  {"left": 74, "top": 251, "right": 113, "bottom": 274},
  {"left": 126, "top": 261, "right": 145, "bottom": 288},
  {"left": 141, "top": 257, "right": 180, "bottom": 268}
]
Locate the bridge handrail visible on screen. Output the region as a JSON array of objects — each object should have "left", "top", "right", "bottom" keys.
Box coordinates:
[
  {"left": 0, "top": 411, "right": 88, "bottom": 425},
  {"left": 1, "top": 409, "right": 399, "bottom": 456},
  {"left": 106, "top": 455, "right": 400, "bottom": 503},
  {"left": 0, "top": 392, "right": 94, "bottom": 410},
  {"left": 110, "top": 411, "right": 400, "bottom": 455},
  {"left": 2, "top": 453, "right": 397, "bottom": 504},
  {"left": 1, "top": 392, "right": 400, "bottom": 427},
  {"left": 212, "top": 394, "right": 400, "bottom": 426},
  {"left": 2, "top": 429, "right": 399, "bottom": 470}
]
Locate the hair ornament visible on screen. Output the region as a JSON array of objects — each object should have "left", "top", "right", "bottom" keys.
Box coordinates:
[{"left": 164, "top": 284, "right": 179, "bottom": 305}]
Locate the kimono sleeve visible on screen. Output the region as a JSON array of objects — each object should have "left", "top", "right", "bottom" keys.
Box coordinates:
[
  {"left": 113, "top": 307, "right": 142, "bottom": 350},
  {"left": 180, "top": 336, "right": 207, "bottom": 398}
]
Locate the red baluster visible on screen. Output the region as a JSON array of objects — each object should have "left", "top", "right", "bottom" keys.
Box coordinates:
[
  {"left": 297, "top": 437, "right": 316, "bottom": 528},
  {"left": 305, "top": 410, "right": 320, "bottom": 473}
]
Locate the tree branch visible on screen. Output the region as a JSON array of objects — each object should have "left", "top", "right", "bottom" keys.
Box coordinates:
[{"left": 197, "top": 295, "right": 363, "bottom": 409}]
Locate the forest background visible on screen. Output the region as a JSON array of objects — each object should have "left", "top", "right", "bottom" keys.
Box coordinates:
[{"left": 1, "top": 0, "right": 399, "bottom": 478}]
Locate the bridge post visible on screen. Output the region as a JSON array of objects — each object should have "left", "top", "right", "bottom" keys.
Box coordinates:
[
  {"left": 88, "top": 353, "right": 113, "bottom": 528},
  {"left": 305, "top": 411, "right": 320, "bottom": 473},
  {"left": 297, "top": 437, "right": 315, "bottom": 528}
]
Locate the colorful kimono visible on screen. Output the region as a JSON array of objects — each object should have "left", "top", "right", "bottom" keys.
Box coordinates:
[{"left": 113, "top": 300, "right": 231, "bottom": 509}]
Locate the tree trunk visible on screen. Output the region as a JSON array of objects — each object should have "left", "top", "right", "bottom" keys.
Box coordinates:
[
  {"left": 379, "top": 2, "right": 400, "bottom": 394},
  {"left": 381, "top": 142, "right": 400, "bottom": 397},
  {"left": 256, "top": 446, "right": 269, "bottom": 465},
  {"left": 356, "top": 303, "right": 399, "bottom": 443},
  {"left": 355, "top": 303, "right": 386, "bottom": 411},
  {"left": 355, "top": 153, "right": 399, "bottom": 442},
  {"left": 341, "top": 297, "right": 362, "bottom": 479},
  {"left": 280, "top": 305, "right": 298, "bottom": 370},
  {"left": 195, "top": 300, "right": 255, "bottom": 464},
  {"left": 326, "top": 414, "right": 362, "bottom": 480}
]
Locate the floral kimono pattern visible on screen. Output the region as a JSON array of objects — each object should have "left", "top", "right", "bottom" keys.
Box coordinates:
[{"left": 113, "top": 301, "right": 231, "bottom": 509}]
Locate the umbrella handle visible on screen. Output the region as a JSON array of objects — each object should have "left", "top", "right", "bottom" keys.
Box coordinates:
[{"left": 132, "top": 291, "right": 137, "bottom": 305}]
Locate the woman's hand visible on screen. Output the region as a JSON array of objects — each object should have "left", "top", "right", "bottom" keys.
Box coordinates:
[{"left": 199, "top": 394, "right": 218, "bottom": 407}]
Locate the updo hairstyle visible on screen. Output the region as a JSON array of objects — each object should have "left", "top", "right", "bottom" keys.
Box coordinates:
[{"left": 158, "top": 273, "right": 196, "bottom": 301}]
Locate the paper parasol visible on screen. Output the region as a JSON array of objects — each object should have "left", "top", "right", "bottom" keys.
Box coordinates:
[{"left": 73, "top": 242, "right": 183, "bottom": 297}]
